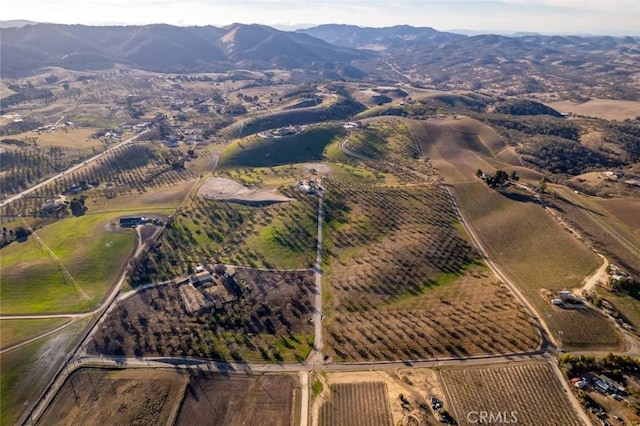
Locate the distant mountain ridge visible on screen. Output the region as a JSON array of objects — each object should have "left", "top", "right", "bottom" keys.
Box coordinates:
[
  {"left": 297, "top": 24, "right": 466, "bottom": 49},
  {"left": 2, "top": 22, "right": 638, "bottom": 100},
  {"left": 0, "top": 23, "right": 369, "bottom": 77}
]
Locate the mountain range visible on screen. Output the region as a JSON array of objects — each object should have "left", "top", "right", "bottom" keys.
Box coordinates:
[
  {"left": 2, "top": 22, "right": 639, "bottom": 100},
  {"left": 0, "top": 23, "right": 368, "bottom": 77}
]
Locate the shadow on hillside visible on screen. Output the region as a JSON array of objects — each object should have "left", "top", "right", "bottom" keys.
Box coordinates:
[
  {"left": 498, "top": 189, "right": 539, "bottom": 205},
  {"left": 553, "top": 194, "right": 604, "bottom": 216}
]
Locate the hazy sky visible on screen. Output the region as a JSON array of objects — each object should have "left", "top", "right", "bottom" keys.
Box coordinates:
[{"left": 4, "top": 0, "right": 639, "bottom": 35}]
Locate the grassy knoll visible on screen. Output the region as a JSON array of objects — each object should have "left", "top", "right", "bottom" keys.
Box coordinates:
[
  {"left": 1, "top": 318, "right": 89, "bottom": 426},
  {"left": 0, "top": 213, "right": 135, "bottom": 314},
  {"left": 451, "top": 181, "right": 621, "bottom": 349},
  {"left": 216, "top": 164, "right": 307, "bottom": 188},
  {"left": 219, "top": 126, "right": 346, "bottom": 168},
  {"left": 242, "top": 211, "right": 317, "bottom": 269},
  {"left": 0, "top": 318, "right": 70, "bottom": 348},
  {"left": 344, "top": 118, "right": 419, "bottom": 161}
]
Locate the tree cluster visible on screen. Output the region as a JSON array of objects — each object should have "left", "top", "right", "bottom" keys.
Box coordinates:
[{"left": 476, "top": 169, "right": 518, "bottom": 187}]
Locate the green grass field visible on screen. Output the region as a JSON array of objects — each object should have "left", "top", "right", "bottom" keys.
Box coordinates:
[
  {"left": 343, "top": 119, "right": 419, "bottom": 162},
  {"left": 219, "top": 126, "right": 346, "bottom": 168},
  {"left": 0, "top": 213, "right": 135, "bottom": 314},
  {"left": 0, "top": 318, "right": 70, "bottom": 348},
  {"left": 242, "top": 212, "right": 317, "bottom": 269},
  {"left": 0, "top": 319, "right": 89, "bottom": 426}
]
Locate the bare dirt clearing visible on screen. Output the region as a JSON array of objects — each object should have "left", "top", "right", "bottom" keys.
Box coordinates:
[
  {"left": 39, "top": 368, "right": 186, "bottom": 426},
  {"left": 176, "top": 373, "right": 296, "bottom": 426},
  {"left": 440, "top": 362, "right": 584, "bottom": 426},
  {"left": 198, "top": 177, "right": 292, "bottom": 204},
  {"left": 302, "top": 163, "right": 332, "bottom": 176}
]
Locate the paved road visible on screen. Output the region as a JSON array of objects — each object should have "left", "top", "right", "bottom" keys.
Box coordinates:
[{"left": 0, "top": 128, "right": 151, "bottom": 208}]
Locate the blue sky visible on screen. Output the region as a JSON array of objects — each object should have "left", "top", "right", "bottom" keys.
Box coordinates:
[{"left": 4, "top": 0, "right": 639, "bottom": 35}]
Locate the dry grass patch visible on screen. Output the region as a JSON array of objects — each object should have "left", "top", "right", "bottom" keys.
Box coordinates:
[
  {"left": 39, "top": 368, "right": 187, "bottom": 426},
  {"left": 545, "top": 99, "right": 640, "bottom": 121}
]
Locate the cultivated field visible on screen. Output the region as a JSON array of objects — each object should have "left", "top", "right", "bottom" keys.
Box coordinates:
[
  {"left": 440, "top": 362, "right": 584, "bottom": 426},
  {"left": 594, "top": 197, "right": 640, "bottom": 237},
  {"left": 317, "top": 369, "right": 443, "bottom": 426},
  {"left": 547, "top": 187, "right": 640, "bottom": 330},
  {"left": 322, "top": 179, "right": 540, "bottom": 361},
  {"left": 90, "top": 269, "right": 315, "bottom": 362},
  {"left": 39, "top": 368, "right": 187, "bottom": 426},
  {"left": 0, "top": 140, "right": 196, "bottom": 218},
  {"left": 545, "top": 99, "right": 640, "bottom": 121},
  {"left": 451, "top": 181, "right": 622, "bottom": 349},
  {"left": 407, "top": 117, "right": 540, "bottom": 184},
  {"left": 319, "top": 382, "right": 393, "bottom": 426},
  {"left": 0, "top": 213, "right": 135, "bottom": 314},
  {"left": 176, "top": 373, "right": 297, "bottom": 426}
]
